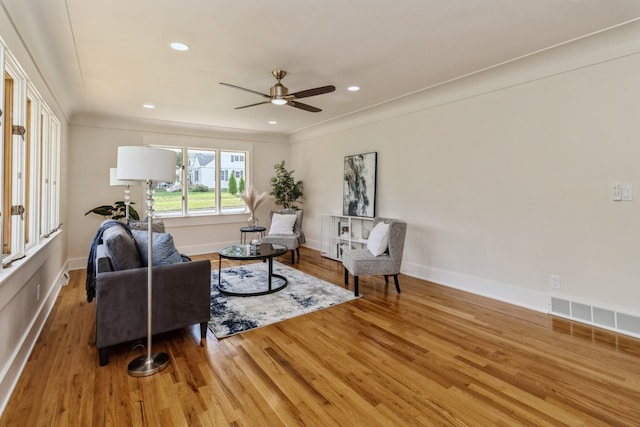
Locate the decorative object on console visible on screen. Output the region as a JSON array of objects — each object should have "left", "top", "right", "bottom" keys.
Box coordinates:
[
  {"left": 343, "top": 152, "right": 377, "bottom": 218},
  {"left": 117, "top": 145, "right": 177, "bottom": 377},
  {"left": 270, "top": 160, "right": 304, "bottom": 209},
  {"left": 240, "top": 185, "right": 270, "bottom": 228}
]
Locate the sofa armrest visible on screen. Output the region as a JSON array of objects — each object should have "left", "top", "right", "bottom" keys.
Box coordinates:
[
  {"left": 95, "top": 259, "right": 211, "bottom": 349},
  {"left": 95, "top": 244, "right": 114, "bottom": 273}
]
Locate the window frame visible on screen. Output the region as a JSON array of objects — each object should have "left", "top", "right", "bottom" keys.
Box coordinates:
[
  {"left": 0, "top": 39, "right": 61, "bottom": 272},
  {"left": 143, "top": 134, "right": 253, "bottom": 221},
  {"left": 3, "top": 53, "right": 28, "bottom": 262}
]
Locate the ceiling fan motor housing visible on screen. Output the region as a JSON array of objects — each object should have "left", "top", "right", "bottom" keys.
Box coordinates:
[{"left": 270, "top": 83, "right": 288, "bottom": 98}]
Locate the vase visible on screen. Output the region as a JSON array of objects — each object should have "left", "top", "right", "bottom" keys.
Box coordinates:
[{"left": 247, "top": 214, "right": 259, "bottom": 228}]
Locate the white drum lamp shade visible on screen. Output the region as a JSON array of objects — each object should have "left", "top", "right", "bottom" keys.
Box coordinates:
[{"left": 117, "top": 146, "right": 176, "bottom": 182}]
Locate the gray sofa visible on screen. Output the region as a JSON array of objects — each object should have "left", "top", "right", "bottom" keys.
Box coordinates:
[{"left": 92, "top": 223, "right": 211, "bottom": 366}]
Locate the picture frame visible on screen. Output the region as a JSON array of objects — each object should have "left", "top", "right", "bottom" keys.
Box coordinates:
[
  {"left": 343, "top": 152, "right": 377, "bottom": 217},
  {"left": 339, "top": 221, "right": 350, "bottom": 238}
]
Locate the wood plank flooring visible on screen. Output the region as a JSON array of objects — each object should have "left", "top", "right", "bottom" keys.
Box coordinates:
[{"left": 2, "top": 247, "right": 640, "bottom": 426}]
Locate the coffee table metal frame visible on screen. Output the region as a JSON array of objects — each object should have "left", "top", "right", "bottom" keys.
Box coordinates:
[{"left": 218, "top": 243, "right": 288, "bottom": 297}]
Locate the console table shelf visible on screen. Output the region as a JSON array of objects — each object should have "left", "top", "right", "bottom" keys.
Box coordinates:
[{"left": 320, "top": 214, "right": 374, "bottom": 261}]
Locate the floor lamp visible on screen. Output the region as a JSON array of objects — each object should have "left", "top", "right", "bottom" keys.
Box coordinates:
[
  {"left": 109, "top": 168, "right": 137, "bottom": 219},
  {"left": 117, "top": 146, "right": 177, "bottom": 377}
]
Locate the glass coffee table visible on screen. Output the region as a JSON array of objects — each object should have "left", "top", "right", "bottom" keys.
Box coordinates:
[{"left": 217, "top": 243, "right": 288, "bottom": 296}]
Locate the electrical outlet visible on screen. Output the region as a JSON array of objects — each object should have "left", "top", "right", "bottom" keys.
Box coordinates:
[
  {"left": 36, "top": 284, "right": 41, "bottom": 301},
  {"left": 550, "top": 275, "right": 561, "bottom": 290}
]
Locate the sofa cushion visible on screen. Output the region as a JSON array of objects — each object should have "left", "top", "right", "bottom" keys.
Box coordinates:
[
  {"left": 131, "top": 230, "right": 184, "bottom": 266},
  {"left": 127, "top": 217, "right": 165, "bottom": 233},
  {"left": 102, "top": 226, "right": 142, "bottom": 270}
]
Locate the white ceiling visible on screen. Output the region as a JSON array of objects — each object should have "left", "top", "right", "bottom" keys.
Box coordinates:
[{"left": 2, "top": 0, "right": 640, "bottom": 135}]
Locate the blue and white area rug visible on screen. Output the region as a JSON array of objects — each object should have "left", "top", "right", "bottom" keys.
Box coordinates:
[{"left": 209, "top": 261, "right": 358, "bottom": 338}]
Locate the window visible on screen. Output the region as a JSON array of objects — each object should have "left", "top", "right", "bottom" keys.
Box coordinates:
[
  {"left": 1, "top": 41, "right": 61, "bottom": 269},
  {"left": 149, "top": 144, "right": 249, "bottom": 217}
]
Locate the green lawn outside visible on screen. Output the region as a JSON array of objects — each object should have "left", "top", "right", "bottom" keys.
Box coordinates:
[{"left": 154, "top": 191, "right": 244, "bottom": 213}]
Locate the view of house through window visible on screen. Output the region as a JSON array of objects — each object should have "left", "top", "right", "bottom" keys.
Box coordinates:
[{"left": 152, "top": 146, "right": 247, "bottom": 216}]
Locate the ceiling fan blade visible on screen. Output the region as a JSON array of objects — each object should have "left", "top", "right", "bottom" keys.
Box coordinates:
[
  {"left": 290, "top": 85, "right": 336, "bottom": 99},
  {"left": 219, "top": 82, "right": 270, "bottom": 99},
  {"left": 235, "top": 101, "right": 270, "bottom": 109},
  {"left": 288, "top": 100, "right": 322, "bottom": 113}
]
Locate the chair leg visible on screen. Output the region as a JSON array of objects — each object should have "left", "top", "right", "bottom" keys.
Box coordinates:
[
  {"left": 296, "top": 247, "right": 300, "bottom": 262},
  {"left": 291, "top": 250, "right": 295, "bottom": 264},
  {"left": 99, "top": 348, "right": 109, "bottom": 366},
  {"left": 200, "top": 322, "right": 208, "bottom": 341},
  {"left": 354, "top": 276, "right": 359, "bottom": 297},
  {"left": 384, "top": 275, "right": 389, "bottom": 284},
  {"left": 344, "top": 267, "right": 349, "bottom": 285},
  {"left": 393, "top": 274, "right": 401, "bottom": 293}
]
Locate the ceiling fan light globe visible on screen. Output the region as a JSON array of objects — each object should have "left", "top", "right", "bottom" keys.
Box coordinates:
[{"left": 271, "top": 98, "right": 288, "bottom": 105}]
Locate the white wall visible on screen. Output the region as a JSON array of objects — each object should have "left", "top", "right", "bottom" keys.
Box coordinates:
[
  {"left": 66, "top": 114, "right": 290, "bottom": 266},
  {"left": 291, "top": 21, "right": 640, "bottom": 316}
]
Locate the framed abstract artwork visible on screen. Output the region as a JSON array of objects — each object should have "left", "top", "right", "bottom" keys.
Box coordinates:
[{"left": 343, "top": 152, "right": 377, "bottom": 217}]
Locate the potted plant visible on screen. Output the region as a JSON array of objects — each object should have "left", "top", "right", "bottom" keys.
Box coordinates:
[
  {"left": 85, "top": 201, "right": 140, "bottom": 221},
  {"left": 270, "top": 161, "right": 303, "bottom": 209}
]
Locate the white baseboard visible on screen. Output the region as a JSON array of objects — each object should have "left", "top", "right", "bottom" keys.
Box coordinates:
[{"left": 401, "top": 261, "right": 549, "bottom": 313}]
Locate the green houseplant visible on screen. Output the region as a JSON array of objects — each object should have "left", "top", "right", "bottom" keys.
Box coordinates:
[
  {"left": 270, "top": 161, "right": 304, "bottom": 209},
  {"left": 85, "top": 201, "right": 140, "bottom": 221}
]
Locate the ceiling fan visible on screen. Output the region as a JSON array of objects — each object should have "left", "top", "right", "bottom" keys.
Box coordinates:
[{"left": 220, "top": 70, "right": 335, "bottom": 113}]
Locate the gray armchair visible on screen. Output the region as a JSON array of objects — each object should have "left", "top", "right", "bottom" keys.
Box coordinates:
[
  {"left": 261, "top": 209, "right": 305, "bottom": 263},
  {"left": 342, "top": 217, "right": 407, "bottom": 296}
]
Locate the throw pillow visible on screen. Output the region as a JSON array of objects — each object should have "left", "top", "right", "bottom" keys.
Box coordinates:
[
  {"left": 127, "top": 217, "right": 165, "bottom": 233},
  {"left": 102, "top": 226, "right": 143, "bottom": 270},
  {"left": 131, "top": 230, "right": 184, "bottom": 266},
  {"left": 367, "top": 222, "right": 390, "bottom": 256},
  {"left": 268, "top": 213, "right": 297, "bottom": 235}
]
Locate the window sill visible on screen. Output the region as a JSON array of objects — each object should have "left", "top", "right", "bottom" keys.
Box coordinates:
[
  {"left": 159, "top": 212, "right": 250, "bottom": 229},
  {"left": 0, "top": 230, "right": 63, "bottom": 286}
]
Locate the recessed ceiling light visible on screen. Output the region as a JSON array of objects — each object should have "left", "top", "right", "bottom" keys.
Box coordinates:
[
  {"left": 268, "top": 121, "right": 278, "bottom": 125},
  {"left": 348, "top": 86, "right": 360, "bottom": 92},
  {"left": 143, "top": 104, "right": 155, "bottom": 109},
  {"left": 170, "top": 42, "right": 190, "bottom": 51}
]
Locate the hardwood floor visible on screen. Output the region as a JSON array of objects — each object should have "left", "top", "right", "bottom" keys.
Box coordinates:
[{"left": 2, "top": 247, "right": 640, "bottom": 426}]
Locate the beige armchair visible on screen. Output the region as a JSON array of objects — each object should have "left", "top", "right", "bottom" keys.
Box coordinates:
[
  {"left": 342, "top": 217, "right": 407, "bottom": 296},
  {"left": 261, "top": 209, "right": 305, "bottom": 263}
]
